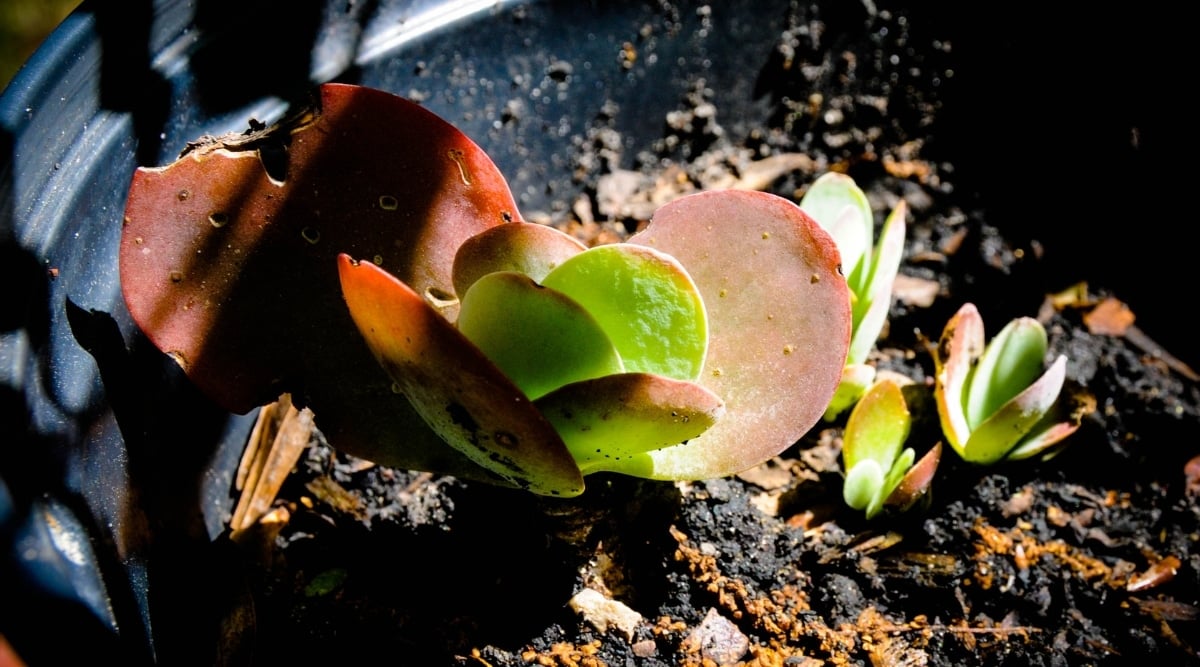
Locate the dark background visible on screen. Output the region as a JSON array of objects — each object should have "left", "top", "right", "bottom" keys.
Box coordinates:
[{"left": 919, "top": 2, "right": 1195, "bottom": 368}]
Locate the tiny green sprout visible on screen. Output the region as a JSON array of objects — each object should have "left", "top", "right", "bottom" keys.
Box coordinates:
[
  {"left": 841, "top": 378, "right": 941, "bottom": 518},
  {"left": 799, "top": 172, "right": 906, "bottom": 420},
  {"left": 934, "top": 303, "right": 1086, "bottom": 464}
]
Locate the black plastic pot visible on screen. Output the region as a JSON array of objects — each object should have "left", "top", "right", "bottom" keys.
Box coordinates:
[{"left": 0, "top": 0, "right": 1189, "bottom": 664}]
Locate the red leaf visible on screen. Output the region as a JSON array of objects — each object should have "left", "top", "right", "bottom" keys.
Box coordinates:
[{"left": 120, "top": 83, "right": 519, "bottom": 477}]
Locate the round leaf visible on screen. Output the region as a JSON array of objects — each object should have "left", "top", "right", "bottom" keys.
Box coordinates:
[
  {"left": 541, "top": 244, "right": 708, "bottom": 381},
  {"left": 457, "top": 271, "right": 624, "bottom": 400},
  {"left": 627, "top": 190, "right": 851, "bottom": 480},
  {"left": 452, "top": 221, "right": 587, "bottom": 298}
]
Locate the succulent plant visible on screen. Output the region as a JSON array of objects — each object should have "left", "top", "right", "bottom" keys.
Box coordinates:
[
  {"left": 120, "top": 83, "right": 853, "bottom": 496},
  {"left": 799, "top": 172, "right": 906, "bottom": 420},
  {"left": 840, "top": 378, "right": 941, "bottom": 519},
  {"left": 934, "top": 303, "right": 1084, "bottom": 464}
]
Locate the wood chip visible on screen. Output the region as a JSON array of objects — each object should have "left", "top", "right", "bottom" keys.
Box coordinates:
[
  {"left": 893, "top": 273, "right": 941, "bottom": 307},
  {"left": 1083, "top": 297, "right": 1135, "bottom": 336},
  {"left": 231, "top": 394, "right": 313, "bottom": 533}
]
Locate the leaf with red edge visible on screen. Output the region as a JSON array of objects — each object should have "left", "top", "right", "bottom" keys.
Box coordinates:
[
  {"left": 626, "top": 189, "right": 851, "bottom": 480},
  {"left": 452, "top": 221, "right": 586, "bottom": 298},
  {"left": 934, "top": 302, "right": 985, "bottom": 456},
  {"left": 337, "top": 255, "right": 584, "bottom": 496},
  {"left": 120, "top": 83, "right": 521, "bottom": 478},
  {"left": 535, "top": 373, "right": 725, "bottom": 477}
]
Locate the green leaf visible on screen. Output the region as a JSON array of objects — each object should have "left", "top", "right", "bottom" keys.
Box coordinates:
[
  {"left": 799, "top": 172, "right": 874, "bottom": 293},
  {"left": 822, "top": 363, "right": 876, "bottom": 421},
  {"left": 541, "top": 244, "right": 708, "bottom": 381},
  {"left": 961, "top": 355, "right": 1067, "bottom": 464},
  {"left": 868, "top": 447, "right": 916, "bottom": 519},
  {"left": 848, "top": 200, "right": 906, "bottom": 365},
  {"left": 535, "top": 373, "right": 724, "bottom": 476},
  {"left": 964, "top": 316, "right": 1048, "bottom": 430},
  {"left": 843, "top": 459, "right": 884, "bottom": 511},
  {"left": 842, "top": 378, "right": 911, "bottom": 470},
  {"left": 452, "top": 221, "right": 586, "bottom": 298},
  {"left": 457, "top": 271, "right": 624, "bottom": 400},
  {"left": 304, "top": 568, "right": 349, "bottom": 597}
]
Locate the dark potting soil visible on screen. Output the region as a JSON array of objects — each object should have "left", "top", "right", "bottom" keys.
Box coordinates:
[{"left": 212, "top": 2, "right": 1200, "bottom": 665}]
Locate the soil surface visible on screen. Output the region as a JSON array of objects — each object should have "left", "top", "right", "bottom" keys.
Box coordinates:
[{"left": 209, "top": 2, "right": 1200, "bottom": 665}]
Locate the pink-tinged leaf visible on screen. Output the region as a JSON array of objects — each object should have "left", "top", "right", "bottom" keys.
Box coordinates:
[
  {"left": 799, "top": 172, "right": 874, "bottom": 292},
  {"left": 843, "top": 378, "right": 911, "bottom": 470},
  {"left": 121, "top": 83, "right": 520, "bottom": 476},
  {"left": 534, "top": 373, "right": 725, "bottom": 476},
  {"left": 452, "top": 221, "right": 587, "bottom": 298},
  {"left": 1005, "top": 383, "right": 1094, "bottom": 461},
  {"left": 338, "top": 255, "right": 584, "bottom": 496},
  {"left": 884, "top": 442, "right": 942, "bottom": 511},
  {"left": 457, "top": 271, "right": 624, "bottom": 400},
  {"left": 934, "top": 302, "right": 985, "bottom": 456},
  {"left": 961, "top": 355, "right": 1068, "bottom": 464},
  {"left": 627, "top": 190, "right": 851, "bottom": 480}
]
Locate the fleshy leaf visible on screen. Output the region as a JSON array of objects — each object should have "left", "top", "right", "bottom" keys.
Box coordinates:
[
  {"left": 337, "top": 254, "right": 584, "bottom": 496},
  {"left": 869, "top": 446, "right": 916, "bottom": 519},
  {"left": 627, "top": 190, "right": 851, "bottom": 480},
  {"left": 843, "top": 459, "right": 884, "bottom": 511},
  {"left": 848, "top": 200, "right": 906, "bottom": 365},
  {"left": 452, "top": 221, "right": 587, "bottom": 298},
  {"left": 964, "top": 316, "right": 1048, "bottom": 430},
  {"left": 457, "top": 271, "right": 624, "bottom": 400},
  {"left": 120, "top": 83, "right": 521, "bottom": 477},
  {"left": 823, "top": 363, "right": 877, "bottom": 422},
  {"left": 534, "top": 373, "right": 725, "bottom": 476},
  {"left": 542, "top": 244, "right": 708, "bottom": 381},
  {"left": 842, "top": 378, "right": 911, "bottom": 471},
  {"left": 799, "top": 172, "right": 874, "bottom": 293},
  {"left": 961, "top": 355, "right": 1068, "bottom": 464},
  {"left": 884, "top": 442, "right": 942, "bottom": 511},
  {"left": 934, "top": 303, "right": 986, "bottom": 456}
]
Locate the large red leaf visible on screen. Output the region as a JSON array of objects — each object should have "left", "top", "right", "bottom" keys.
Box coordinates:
[{"left": 120, "top": 83, "right": 518, "bottom": 477}]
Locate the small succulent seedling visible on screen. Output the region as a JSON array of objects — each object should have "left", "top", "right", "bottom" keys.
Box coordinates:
[
  {"left": 841, "top": 378, "right": 941, "bottom": 518},
  {"left": 120, "top": 83, "right": 853, "bottom": 496},
  {"left": 934, "top": 303, "right": 1084, "bottom": 464},
  {"left": 799, "top": 172, "right": 906, "bottom": 419}
]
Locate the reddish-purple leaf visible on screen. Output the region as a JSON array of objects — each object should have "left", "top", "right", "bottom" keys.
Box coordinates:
[{"left": 120, "top": 83, "right": 519, "bottom": 476}]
